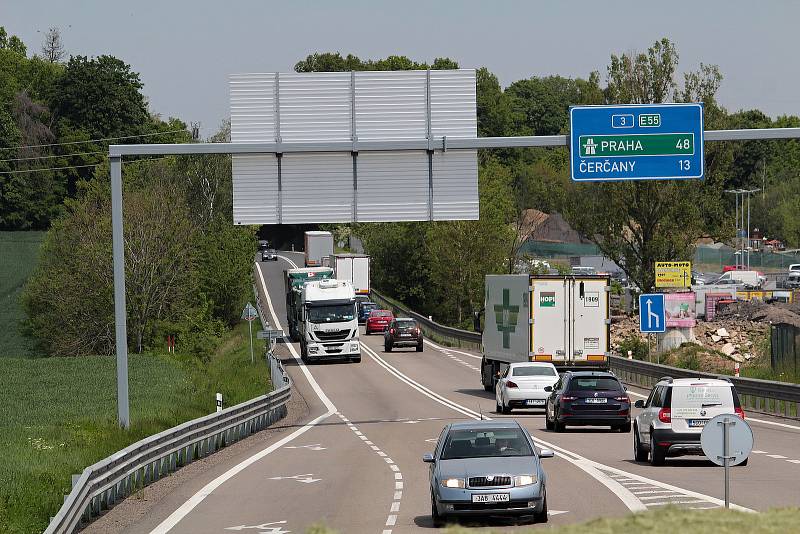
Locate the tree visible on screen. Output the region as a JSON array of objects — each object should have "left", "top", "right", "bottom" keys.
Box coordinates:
[
  {"left": 561, "top": 38, "right": 728, "bottom": 291},
  {"left": 41, "top": 27, "right": 65, "bottom": 63}
]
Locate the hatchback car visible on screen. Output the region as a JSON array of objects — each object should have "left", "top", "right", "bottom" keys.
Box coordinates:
[
  {"left": 545, "top": 371, "right": 631, "bottom": 432},
  {"left": 633, "top": 376, "right": 746, "bottom": 466},
  {"left": 424, "top": 420, "right": 553, "bottom": 527},
  {"left": 261, "top": 248, "right": 278, "bottom": 261},
  {"left": 496, "top": 362, "right": 559, "bottom": 414},
  {"left": 384, "top": 318, "right": 423, "bottom": 352},
  {"left": 357, "top": 301, "right": 378, "bottom": 324},
  {"left": 365, "top": 309, "right": 394, "bottom": 334}
]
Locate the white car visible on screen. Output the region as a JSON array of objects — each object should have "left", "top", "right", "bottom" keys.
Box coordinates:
[{"left": 496, "top": 362, "right": 559, "bottom": 414}]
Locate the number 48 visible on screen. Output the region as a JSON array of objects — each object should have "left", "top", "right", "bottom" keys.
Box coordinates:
[{"left": 675, "top": 138, "right": 691, "bottom": 150}]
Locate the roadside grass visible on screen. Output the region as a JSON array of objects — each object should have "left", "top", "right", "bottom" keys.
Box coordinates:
[
  {"left": 0, "top": 320, "right": 269, "bottom": 534},
  {"left": 0, "top": 231, "right": 45, "bottom": 357}
]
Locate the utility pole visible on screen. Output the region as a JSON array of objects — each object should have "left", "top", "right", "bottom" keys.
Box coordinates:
[{"left": 725, "top": 189, "right": 760, "bottom": 270}]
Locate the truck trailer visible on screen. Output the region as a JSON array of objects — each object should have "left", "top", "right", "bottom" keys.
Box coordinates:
[
  {"left": 329, "top": 253, "right": 370, "bottom": 296},
  {"left": 304, "top": 231, "right": 334, "bottom": 267},
  {"left": 481, "top": 274, "right": 611, "bottom": 391},
  {"left": 285, "top": 267, "right": 334, "bottom": 341},
  {"left": 300, "top": 279, "right": 361, "bottom": 363}
]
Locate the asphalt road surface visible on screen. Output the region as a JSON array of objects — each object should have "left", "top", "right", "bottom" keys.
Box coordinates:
[{"left": 100, "top": 252, "right": 800, "bottom": 534}]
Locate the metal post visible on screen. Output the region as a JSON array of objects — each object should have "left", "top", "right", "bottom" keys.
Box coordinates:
[
  {"left": 723, "top": 417, "right": 731, "bottom": 508},
  {"left": 747, "top": 193, "right": 751, "bottom": 269},
  {"left": 248, "top": 318, "right": 254, "bottom": 364},
  {"left": 111, "top": 156, "right": 130, "bottom": 429}
]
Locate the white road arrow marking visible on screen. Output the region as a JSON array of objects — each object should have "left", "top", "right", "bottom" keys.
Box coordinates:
[
  {"left": 268, "top": 474, "right": 321, "bottom": 484},
  {"left": 548, "top": 510, "right": 569, "bottom": 516},
  {"left": 225, "top": 521, "right": 290, "bottom": 533},
  {"left": 425, "top": 438, "right": 437, "bottom": 443},
  {"left": 284, "top": 444, "right": 327, "bottom": 451}
]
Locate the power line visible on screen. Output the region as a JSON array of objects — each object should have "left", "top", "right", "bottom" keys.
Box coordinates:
[
  {"left": 0, "top": 157, "right": 174, "bottom": 175},
  {"left": 0, "top": 150, "right": 106, "bottom": 163},
  {"left": 0, "top": 130, "right": 187, "bottom": 152}
]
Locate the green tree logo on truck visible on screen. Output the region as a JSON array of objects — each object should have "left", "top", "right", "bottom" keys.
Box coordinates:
[{"left": 494, "top": 289, "right": 519, "bottom": 349}]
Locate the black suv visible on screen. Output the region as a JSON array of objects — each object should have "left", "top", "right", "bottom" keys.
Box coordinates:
[{"left": 545, "top": 371, "right": 631, "bottom": 433}]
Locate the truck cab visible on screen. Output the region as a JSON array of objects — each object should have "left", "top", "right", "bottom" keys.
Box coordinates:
[
  {"left": 300, "top": 279, "right": 361, "bottom": 363},
  {"left": 285, "top": 267, "right": 334, "bottom": 341}
]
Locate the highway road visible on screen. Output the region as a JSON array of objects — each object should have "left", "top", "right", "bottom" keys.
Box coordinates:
[{"left": 91, "top": 252, "right": 800, "bottom": 534}]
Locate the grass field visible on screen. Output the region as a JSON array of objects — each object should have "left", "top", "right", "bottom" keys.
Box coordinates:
[
  {"left": 0, "top": 320, "right": 269, "bottom": 534},
  {"left": 0, "top": 231, "right": 45, "bottom": 358}
]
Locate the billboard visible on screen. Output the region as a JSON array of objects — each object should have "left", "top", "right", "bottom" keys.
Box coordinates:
[
  {"left": 655, "top": 261, "right": 692, "bottom": 288},
  {"left": 665, "top": 292, "right": 696, "bottom": 328}
]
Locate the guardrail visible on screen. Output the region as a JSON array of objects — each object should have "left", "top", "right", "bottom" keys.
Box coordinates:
[
  {"left": 370, "top": 289, "right": 481, "bottom": 350},
  {"left": 370, "top": 289, "right": 800, "bottom": 419},
  {"left": 610, "top": 355, "right": 800, "bottom": 419},
  {"left": 45, "top": 281, "right": 292, "bottom": 534}
]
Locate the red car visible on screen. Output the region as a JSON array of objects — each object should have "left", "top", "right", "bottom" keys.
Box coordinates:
[
  {"left": 722, "top": 264, "right": 765, "bottom": 276},
  {"left": 365, "top": 310, "right": 394, "bottom": 334}
]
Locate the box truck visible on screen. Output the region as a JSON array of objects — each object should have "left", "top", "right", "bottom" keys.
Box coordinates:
[
  {"left": 329, "top": 253, "right": 370, "bottom": 296},
  {"left": 481, "top": 274, "right": 611, "bottom": 391},
  {"left": 305, "top": 231, "right": 334, "bottom": 267},
  {"left": 285, "top": 267, "right": 334, "bottom": 341},
  {"left": 300, "top": 279, "right": 361, "bottom": 363}
]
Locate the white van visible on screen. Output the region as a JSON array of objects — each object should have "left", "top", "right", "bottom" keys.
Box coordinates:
[
  {"left": 788, "top": 264, "right": 800, "bottom": 274},
  {"left": 714, "top": 270, "right": 763, "bottom": 288}
]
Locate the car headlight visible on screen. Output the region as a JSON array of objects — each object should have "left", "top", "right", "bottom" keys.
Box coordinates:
[
  {"left": 514, "top": 474, "right": 538, "bottom": 487},
  {"left": 350, "top": 343, "right": 359, "bottom": 351},
  {"left": 441, "top": 478, "right": 465, "bottom": 489},
  {"left": 309, "top": 347, "right": 318, "bottom": 353}
]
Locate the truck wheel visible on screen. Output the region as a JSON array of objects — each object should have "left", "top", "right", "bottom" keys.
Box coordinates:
[
  {"left": 416, "top": 343, "right": 423, "bottom": 352},
  {"left": 481, "top": 358, "right": 494, "bottom": 392}
]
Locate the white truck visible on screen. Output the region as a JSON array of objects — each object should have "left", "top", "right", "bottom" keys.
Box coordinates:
[
  {"left": 329, "top": 253, "right": 370, "bottom": 296},
  {"left": 304, "top": 231, "right": 334, "bottom": 267},
  {"left": 299, "top": 278, "right": 361, "bottom": 363},
  {"left": 481, "top": 274, "right": 611, "bottom": 391}
]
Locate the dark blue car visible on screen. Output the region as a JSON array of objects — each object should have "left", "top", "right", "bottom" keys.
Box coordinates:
[{"left": 358, "top": 301, "right": 378, "bottom": 324}]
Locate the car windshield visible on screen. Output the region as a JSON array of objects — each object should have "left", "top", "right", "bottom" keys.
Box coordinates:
[
  {"left": 396, "top": 319, "right": 416, "bottom": 328},
  {"left": 569, "top": 377, "right": 622, "bottom": 392},
  {"left": 307, "top": 303, "right": 355, "bottom": 323},
  {"left": 513, "top": 366, "right": 556, "bottom": 377},
  {"left": 441, "top": 428, "right": 533, "bottom": 460}
]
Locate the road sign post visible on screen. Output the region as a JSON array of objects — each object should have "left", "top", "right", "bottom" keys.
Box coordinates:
[
  {"left": 571, "top": 103, "right": 704, "bottom": 182},
  {"left": 242, "top": 303, "right": 258, "bottom": 364},
  {"left": 639, "top": 294, "right": 666, "bottom": 334},
  {"left": 701, "top": 414, "right": 753, "bottom": 508}
]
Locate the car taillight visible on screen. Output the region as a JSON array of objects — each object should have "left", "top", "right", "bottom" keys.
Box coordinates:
[
  {"left": 735, "top": 407, "right": 746, "bottom": 419},
  {"left": 614, "top": 396, "right": 630, "bottom": 403},
  {"left": 658, "top": 408, "right": 671, "bottom": 423},
  {"left": 560, "top": 395, "right": 577, "bottom": 402},
  {"left": 415, "top": 328, "right": 421, "bottom": 335},
  {"left": 506, "top": 381, "right": 518, "bottom": 388},
  {"left": 390, "top": 328, "right": 395, "bottom": 335}
]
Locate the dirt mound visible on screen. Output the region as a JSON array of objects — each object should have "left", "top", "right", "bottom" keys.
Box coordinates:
[{"left": 716, "top": 300, "right": 800, "bottom": 328}]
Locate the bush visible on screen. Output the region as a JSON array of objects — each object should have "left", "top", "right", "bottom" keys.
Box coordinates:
[{"left": 617, "top": 335, "right": 649, "bottom": 360}]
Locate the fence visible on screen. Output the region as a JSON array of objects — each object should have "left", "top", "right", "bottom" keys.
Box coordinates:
[
  {"left": 772, "top": 323, "right": 800, "bottom": 377},
  {"left": 370, "top": 289, "right": 481, "bottom": 351},
  {"left": 45, "top": 285, "right": 292, "bottom": 534}
]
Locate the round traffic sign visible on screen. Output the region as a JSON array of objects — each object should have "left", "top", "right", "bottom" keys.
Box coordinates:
[{"left": 700, "top": 414, "right": 753, "bottom": 467}]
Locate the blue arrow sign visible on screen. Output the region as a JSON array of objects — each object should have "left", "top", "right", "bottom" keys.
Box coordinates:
[
  {"left": 639, "top": 294, "right": 666, "bottom": 333},
  {"left": 570, "top": 103, "right": 704, "bottom": 182}
]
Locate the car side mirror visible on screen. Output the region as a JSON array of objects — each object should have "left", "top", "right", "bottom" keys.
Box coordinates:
[
  {"left": 634, "top": 400, "right": 645, "bottom": 409},
  {"left": 544, "top": 386, "right": 553, "bottom": 392},
  {"left": 539, "top": 448, "right": 555, "bottom": 459},
  {"left": 422, "top": 453, "right": 435, "bottom": 463}
]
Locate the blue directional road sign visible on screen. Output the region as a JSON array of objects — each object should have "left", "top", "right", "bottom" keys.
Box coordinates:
[
  {"left": 639, "top": 294, "right": 666, "bottom": 334},
  {"left": 570, "top": 103, "right": 704, "bottom": 182}
]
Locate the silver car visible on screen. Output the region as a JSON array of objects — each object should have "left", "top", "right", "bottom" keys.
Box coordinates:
[{"left": 423, "top": 420, "right": 553, "bottom": 527}]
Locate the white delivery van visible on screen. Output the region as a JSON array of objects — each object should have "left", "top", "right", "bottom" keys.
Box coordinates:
[
  {"left": 713, "top": 270, "right": 763, "bottom": 288},
  {"left": 481, "top": 274, "right": 610, "bottom": 391}
]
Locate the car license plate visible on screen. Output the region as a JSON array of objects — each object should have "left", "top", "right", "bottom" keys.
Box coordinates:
[
  {"left": 688, "top": 419, "right": 709, "bottom": 427},
  {"left": 472, "top": 493, "right": 510, "bottom": 503},
  {"left": 585, "top": 398, "right": 607, "bottom": 404},
  {"left": 400, "top": 333, "right": 411, "bottom": 337},
  {"left": 526, "top": 399, "right": 545, "bottom": 406}
]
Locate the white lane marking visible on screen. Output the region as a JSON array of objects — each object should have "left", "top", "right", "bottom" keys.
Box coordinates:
[
  {"left": 284, "top": 444, "right": 326, "bottom": 451},
  {"left": 423, "top": 339, "right": 482, "bottom": 360},
  {"left": 786, "top": 459, "right": 800, "bottom": 464},
  {"left": 648, "top": 500, "right": 707, "bottom": 506},
  {"left": 548, "top": 510, "right": 569, "bottom": 516},
  {"left": 360, "top": 343, "right": 755, "bottom": 513},
  {"left": 149, "top": 262, "right": 338, "bottom": 534},
  {"left": 225, "top": 521, "right": 290, "bottom": 533},
  {"left": 751, "top": 450, "right": 767, "bottom": 454},
  {"left": 365, "top": 440, "right": 374, "bottom": 445},
  {"left": 268, "top": 474, "right": 321, "bottom": 484},
  {"left": 767, "top": 454, "right": 788, "bottom": 459},
  {"left": 627, "top": 390, "right": 800, "bottom": 431},
  {"left": 394, "top": 472, "right": 403, "bottom": 480},
  {"left": 335, "top": 411, "right": 403, "bottom": 531},
  {"left": 395, "top": 481, "right": 403, "bottom": 490},
  {"left": 394, "top": 491, "right": 403, "bottom": 500}
]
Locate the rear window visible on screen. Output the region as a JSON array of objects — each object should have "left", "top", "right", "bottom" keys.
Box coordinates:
[
  {"left": 513, "top": 366, "right": 556, "bottom": 377},
  {"left": 568, "top": 377, "right": 622, "bottom": 392},
  {"left": 396, "top": 319, "right": 416, "bottom": 327},
  {"left": 370, "top": 310, "right": 392, "bottom": 317},
  {"left": 670, "top": 385, "right": 734, "bottom": 416}
]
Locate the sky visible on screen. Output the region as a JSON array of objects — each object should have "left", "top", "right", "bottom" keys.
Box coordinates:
[{"left": 4, "top": 0, "right": 800, "bottom": 137}]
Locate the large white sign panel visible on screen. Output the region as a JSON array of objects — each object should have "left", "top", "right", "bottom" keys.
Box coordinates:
[{"left": 229, "top": 70, "right": 477, "bottom": 224}]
